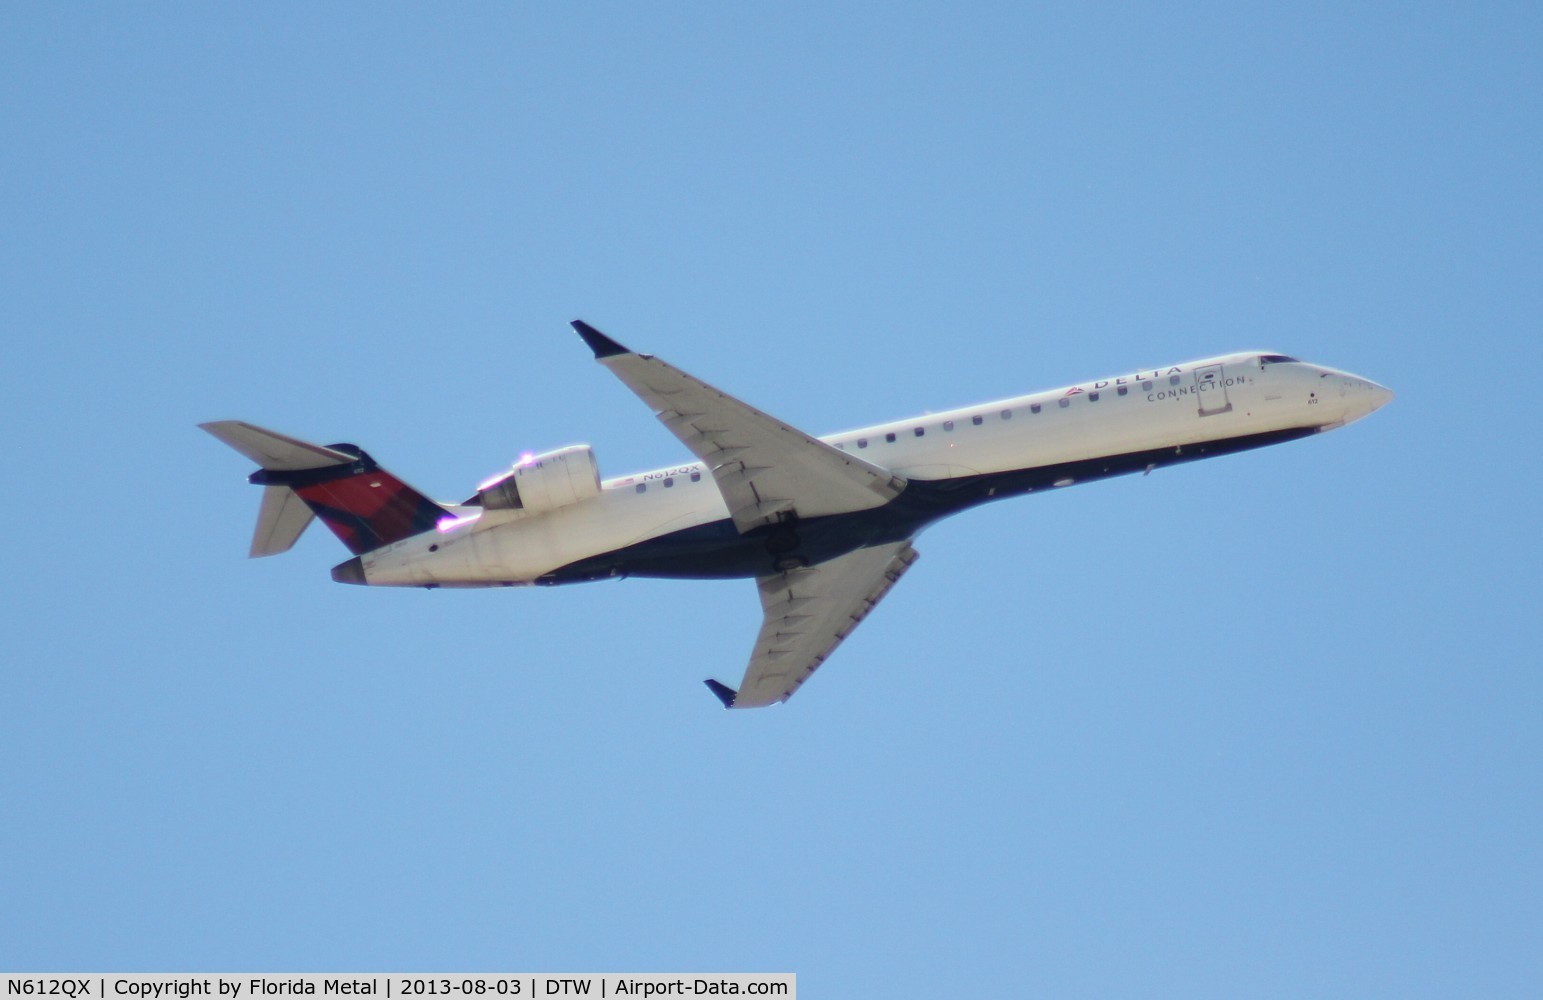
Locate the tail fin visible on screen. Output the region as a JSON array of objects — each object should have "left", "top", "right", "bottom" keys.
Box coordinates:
[{"left": 201, "top": 421, "right": 449, "bottom": 557}]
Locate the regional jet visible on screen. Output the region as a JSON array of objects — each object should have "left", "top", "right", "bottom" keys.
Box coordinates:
[{"left": 202, "top": 322, "right": 1392, "bottom": 708}]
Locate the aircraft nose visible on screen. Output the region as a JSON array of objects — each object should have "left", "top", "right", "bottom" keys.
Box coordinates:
[{"left": 1338, "top": 376, "right": 1393, "bottom": 424}]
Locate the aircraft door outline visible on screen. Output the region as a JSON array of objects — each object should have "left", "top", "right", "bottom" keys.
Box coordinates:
[{"left": 1194, "top": 364, "right": 1232, "bottom": 416}]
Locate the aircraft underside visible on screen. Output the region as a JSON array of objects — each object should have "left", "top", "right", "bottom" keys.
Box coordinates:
[{"left": 540, "top": 424, "right": 1321, "bottom": 584}]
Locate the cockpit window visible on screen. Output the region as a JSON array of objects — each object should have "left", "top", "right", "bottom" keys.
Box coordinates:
[{"left": 1259, "top": 354, "right": 1299, "bottom": 365}]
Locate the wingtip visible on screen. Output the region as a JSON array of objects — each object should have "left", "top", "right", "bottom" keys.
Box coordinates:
[
  {"left": 703, "top": 678, "right": 738, "bottom": 709},
  {"left": 571, "top": 320, "right": 630, "bottom": 359}
]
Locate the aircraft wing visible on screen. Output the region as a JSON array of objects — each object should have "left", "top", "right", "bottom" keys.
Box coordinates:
[
  {"left": 704, "top": 540, "right": 921, "bottom": 709},
  {"left": 573, "top": 321, "right": 906, "bottom": 533}
]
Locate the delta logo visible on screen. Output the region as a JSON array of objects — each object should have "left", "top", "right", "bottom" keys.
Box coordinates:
[{"left": 1063, "top": 366, "right": 1187, "bottom": 396}]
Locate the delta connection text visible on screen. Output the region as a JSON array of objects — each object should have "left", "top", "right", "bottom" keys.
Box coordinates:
[{"left": 5, "top": 979, "right": 792, "bottom": 1000}]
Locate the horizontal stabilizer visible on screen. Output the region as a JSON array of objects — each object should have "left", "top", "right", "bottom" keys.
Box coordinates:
[
  {"left": 199, "top": 421, "right": 357, "bottom": 471},
  {"left": 202, "top": 419, "right": 449, "bottom": 557},
  {"left": 250, "top": 485, "right": 316, "bottom": 557}
]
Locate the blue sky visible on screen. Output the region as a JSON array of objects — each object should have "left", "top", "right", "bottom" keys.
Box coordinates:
[{"left": 3, "top": 3, "right": 1539, "bottom": 994}]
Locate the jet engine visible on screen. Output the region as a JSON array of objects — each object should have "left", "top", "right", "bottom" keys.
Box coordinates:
[{"left": 473, "top": 445, "right": 601, "bottom": 513}]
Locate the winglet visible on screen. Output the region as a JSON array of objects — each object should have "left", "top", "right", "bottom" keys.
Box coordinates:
[
  {"left": 571, "top": 320, "right": 630, "bottom": 359},
  {"left": 703, "top": 678, "right": 738, "bottom": 709}
]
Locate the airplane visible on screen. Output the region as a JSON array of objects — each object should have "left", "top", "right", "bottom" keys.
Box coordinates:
[{"left": 202, "top": 321, "right": 1392, "bottom": 709}]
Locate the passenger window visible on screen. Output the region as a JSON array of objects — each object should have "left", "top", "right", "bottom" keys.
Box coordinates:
[
  {"left": 1030, "top": 403, "right": 1041, "bottom": 414},
  {"left": 1089, "top": 392, "right": 1100, "bottom": 402},
  {"left": 690, "top": 472, "right": 701, "bottom": 482},
  {"left": 885, "top": 432, "right": 896, "bottom": 443},
  {"left": 914, "top": 427, "right": 924, "bottom": 437},
  {"left": 1058, "top": 398, "right": 1069, "bottom": 408},
  {"left": 943, "top": 420, "right": 954, "bottom": 432},
  {"left": 1142, "top": 380, "right": 1152, "bottom": 391},
  {"left": 1169, "top": 374, "right": 1181, "bottom": 385},
  {"left": 663, "top": 477, "right": 673, "bottom": 487},
  {"left": 635, "top": 483, "right": 646, "bottom": 493},
  {"left": 1117, "top": 386, "right": 1128, "bottom": 396},
  {"left": 858, "top": 438, "right": 868, "bottom": 448},
  {"left": 1000, "top": 409, "right": 1012, "bottom": 420},
  {"left": 971, "top": 416, "right": 983, "bottom": 426}
]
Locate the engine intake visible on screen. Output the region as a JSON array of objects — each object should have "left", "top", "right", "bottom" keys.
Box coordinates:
[{"left": 475, "top": 445, "right": 601, "bottom": 513}]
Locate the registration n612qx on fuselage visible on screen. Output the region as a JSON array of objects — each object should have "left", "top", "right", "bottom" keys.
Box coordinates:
[{"left": 203, "top": 321, "right": 1391, "bottom": 709}]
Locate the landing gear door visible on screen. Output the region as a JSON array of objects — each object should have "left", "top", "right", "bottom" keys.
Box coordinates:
[{"left": 1195, "top": 364, "right": 1232, "bottom": 416}]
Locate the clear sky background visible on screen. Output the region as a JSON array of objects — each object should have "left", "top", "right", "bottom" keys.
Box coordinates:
[{"left": 3, "top": 3, "right": 1539, "bottom": 995}]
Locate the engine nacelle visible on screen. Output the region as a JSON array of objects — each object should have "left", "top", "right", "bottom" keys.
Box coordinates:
[{"left": 476, "top": 445, "right": 601, "bottom": 514}]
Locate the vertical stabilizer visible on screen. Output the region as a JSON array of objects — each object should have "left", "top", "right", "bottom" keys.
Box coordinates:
[{"left": 201, "top": 421, "right": 449, "bottom": 557}]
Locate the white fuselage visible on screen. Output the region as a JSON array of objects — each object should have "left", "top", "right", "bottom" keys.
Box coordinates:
[{"left": 357, "top": 353, "right": 1390, "bottom": 587}]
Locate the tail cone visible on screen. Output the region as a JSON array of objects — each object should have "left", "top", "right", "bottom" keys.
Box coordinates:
[{"left": 331, "top": 557, "right": 367, "bottom": 585}]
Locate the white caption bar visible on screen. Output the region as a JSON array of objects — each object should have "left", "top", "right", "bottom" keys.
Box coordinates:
[{"left": 3, "top": 977, "right": 794, "bottom": 1000}]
